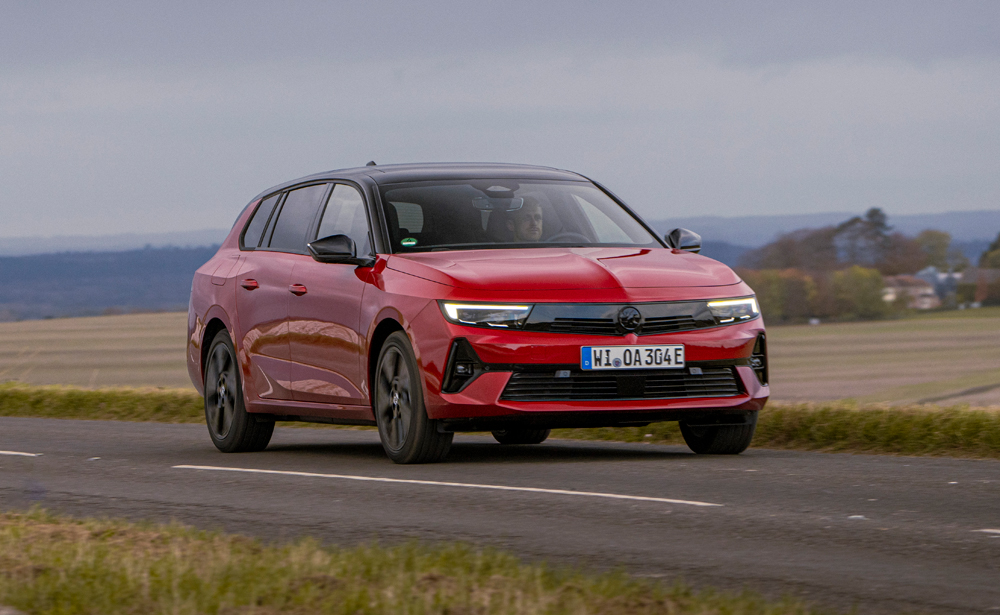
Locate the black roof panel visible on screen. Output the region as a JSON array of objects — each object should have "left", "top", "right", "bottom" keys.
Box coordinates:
[{"left": 248, "top": 163, "right": 589, "bottom": 205}]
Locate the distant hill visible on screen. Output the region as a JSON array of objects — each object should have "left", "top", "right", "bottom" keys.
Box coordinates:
[
  {"left": 648, "top": 210, "right": 1000, "bottom": 248},
  {"left": 696, "top": 241, "right": 751, "bottom": 268},
  {"left": 0, "top": 246, "right": 217, "bottom": 321},
  {"left": 0, "top": 229, "right": 228, "bottom": 256}
]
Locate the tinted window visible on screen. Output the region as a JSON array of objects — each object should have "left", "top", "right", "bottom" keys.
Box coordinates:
[
  {"left": 267, "top": 184, "right": 329, "bottom": 253},
  {"left": 315, "top": 184, "right": 371, "bottom": 255},
  {"left": 241, "top": 193, "right": 281, "bottom": 249}
]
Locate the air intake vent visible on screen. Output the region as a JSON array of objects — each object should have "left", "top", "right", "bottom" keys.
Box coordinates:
[{"left": 500, "top": 366, "right": 741, "bottom": 401}]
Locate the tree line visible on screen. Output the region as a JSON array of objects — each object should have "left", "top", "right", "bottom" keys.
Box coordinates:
[{"left": 736, "top": 208, "right": 1000, "bottom": 323}]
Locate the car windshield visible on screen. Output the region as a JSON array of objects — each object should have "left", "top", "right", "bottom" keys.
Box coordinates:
[{"left": 379, "top": 180, "right": 660, "bottom": 252}]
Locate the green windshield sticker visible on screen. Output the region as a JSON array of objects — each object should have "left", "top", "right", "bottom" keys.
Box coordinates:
[{"left": 401, "top": 237, "right": 418, "bottom": 247}]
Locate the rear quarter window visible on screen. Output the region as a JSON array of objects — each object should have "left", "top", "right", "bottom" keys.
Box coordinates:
[{"left": 241, "top": 193, "right": 281, "bottom": 249}]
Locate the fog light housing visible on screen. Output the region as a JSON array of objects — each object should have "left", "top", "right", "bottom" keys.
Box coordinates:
[
  {"left": 442, "top": 339, "right": 484, "bottom": 393},
  {"left": 751, "top": 333, "right": 768, "bottom": 385}
]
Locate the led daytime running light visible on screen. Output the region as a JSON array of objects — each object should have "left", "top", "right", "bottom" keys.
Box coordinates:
[
  {"left": 706, "top": 297, "right": 759, "bottom": 312},
  {"left": 442, "top": 303, "right": 532, "bottom": 320}
]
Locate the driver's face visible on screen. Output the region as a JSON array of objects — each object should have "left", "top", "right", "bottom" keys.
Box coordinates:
[{"left": 508, "top": 205, "right": 543, "bottom": 242}]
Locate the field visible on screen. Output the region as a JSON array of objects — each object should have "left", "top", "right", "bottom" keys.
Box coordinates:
[
  {"left": 0, "top": 312, "right": 191, "bottom": 389},
  {"left": 768, "top": 307, "right": 1000, "bottom": 405},
  {"left": 1, "top": 309, "right": 998, "bottom": 405}
]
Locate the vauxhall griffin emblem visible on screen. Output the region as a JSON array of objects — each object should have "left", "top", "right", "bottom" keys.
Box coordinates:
[{"left": 617, "top": 306, "right": 641, "bottom": 332}]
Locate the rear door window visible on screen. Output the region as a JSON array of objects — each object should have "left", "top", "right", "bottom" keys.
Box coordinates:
[
  {"left": 267, "top": 184, "right": 330, "bottom": 253},
  {"left": 241, "top": 193, "right": 282, "bottom": 249}
]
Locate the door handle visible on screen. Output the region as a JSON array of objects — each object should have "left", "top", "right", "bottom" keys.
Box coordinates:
[
  {"left": 241, "top": 279, "right": 259, "bottom": 291},
  {"left": 289, "top": 284, "right": 308, "bottom": 296}
]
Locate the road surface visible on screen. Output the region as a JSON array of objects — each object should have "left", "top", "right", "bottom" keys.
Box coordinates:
[{"left": 1, "top": 417, "right": 998, "bottom": 614}]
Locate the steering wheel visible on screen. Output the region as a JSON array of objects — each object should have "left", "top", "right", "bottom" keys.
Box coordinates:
[{"left": 546, "top": 231, "right": 591, "bottom": 244}]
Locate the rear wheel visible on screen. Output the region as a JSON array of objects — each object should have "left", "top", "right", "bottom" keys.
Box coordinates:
[
  {"left": 679, "top": 413, "right": 757, "bottom": 455},
  {"left": 492, "top": 428, "right": 551, "bottom": 445},
  {"left": 374, "top": 332, "right": 453, "bottom": 464},
  {"left": 204, "top": 330, "right": 274, "bottom": 453}
]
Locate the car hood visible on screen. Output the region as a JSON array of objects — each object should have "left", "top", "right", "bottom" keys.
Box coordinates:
[{"left": 386, "top": 248, "right": 741, "bottom": 291}]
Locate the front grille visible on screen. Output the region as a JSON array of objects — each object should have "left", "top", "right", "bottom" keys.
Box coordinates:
[
  {"left": 522, "top": 301, "right": 721, "bottom": 336},
  {"left": 500, "top": 366, "right": 742, "bottom": 401}
]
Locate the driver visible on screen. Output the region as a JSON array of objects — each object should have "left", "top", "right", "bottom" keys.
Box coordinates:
[{"left": 507, "top": 199, "right": 543, "bottom": 242}]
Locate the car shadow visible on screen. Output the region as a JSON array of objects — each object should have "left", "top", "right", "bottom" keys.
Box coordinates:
[{"left": 263, "top": 437, "right": 693, "bottom": 464}]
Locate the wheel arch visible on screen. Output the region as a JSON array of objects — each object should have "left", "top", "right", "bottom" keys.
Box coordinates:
[
  {"left": 201, "top": 317, "right": 231, "bottom": 385},
  {"left": 367, "top": 317, "right": 406, "bottom": 397}
]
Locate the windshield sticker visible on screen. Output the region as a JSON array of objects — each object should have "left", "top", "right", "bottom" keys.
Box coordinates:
[{"left": 401, "top": 237, "right": 418, "bottom": 247}]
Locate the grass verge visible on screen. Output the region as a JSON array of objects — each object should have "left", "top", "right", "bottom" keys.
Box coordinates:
[
  {"left": 553, "top": 401, "right": 1000, "bottom": 458},
  {"left": 0, "top": 510, "right": 825, "bottom": 615},
  {"left": 2, "top": 382, "right": 999, "bottom": 459},
  {"left": 0, "top": 382, "right": 202, "bottom": 423}
]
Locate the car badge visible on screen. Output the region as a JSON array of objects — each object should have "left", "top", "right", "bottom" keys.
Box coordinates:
[{"left": 617, "top": 306, "right": 641, "bottom": 332}]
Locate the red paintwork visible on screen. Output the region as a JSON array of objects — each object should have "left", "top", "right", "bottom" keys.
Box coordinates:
[
  {"left": 388, "top": 248, "right": 742, "bottom": 290},
  {"left": 188, "top": 206, "right": 768, "bottom": 426}
]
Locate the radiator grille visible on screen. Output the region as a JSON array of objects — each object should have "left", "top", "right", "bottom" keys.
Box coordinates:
[
  {"left": 500, "top": 366, "right": 741, "bottom": 401},
  {"left": 548, "top": 317, "right": 617, "bottom": 335},
  {"left": 522, "top": 302, "right": 720, "bottom": 336}
]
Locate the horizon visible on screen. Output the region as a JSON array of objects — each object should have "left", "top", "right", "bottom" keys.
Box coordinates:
[{"left": 0, "top": 208, "right": 995, "bottom": 257}]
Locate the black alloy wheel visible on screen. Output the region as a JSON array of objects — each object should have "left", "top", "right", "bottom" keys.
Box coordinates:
[
  {"left": 374, "top": 331, "right": 453, "bottom": 463},
  {"left": 204, "top": 330, "right": 274, "bottom": 453},
  {"left": 678, "top": 412, "right": 757, "bottom": 455},
  {"left": 492, "top": 428, "right": 551, "bottom": 445}
]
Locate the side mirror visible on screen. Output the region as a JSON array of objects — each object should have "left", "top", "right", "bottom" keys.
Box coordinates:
[
  {"left": 665, "top": 228, "right": 701, "bottom": 254},
  {"left": 307, "top": 234, "right": 374, "bottom": 266}
]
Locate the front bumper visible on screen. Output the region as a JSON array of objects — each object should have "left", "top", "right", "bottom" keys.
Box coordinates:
[{"left": 411, "top": 307, "right": 768, "bottom": 427}]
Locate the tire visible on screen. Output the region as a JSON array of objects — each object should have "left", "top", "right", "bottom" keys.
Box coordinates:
[
  {"left": 679, "top": 412, "right": 757, "bottom": 455},
  {"left": 492, "top": 428, "right": 551, "bottom": 445},
  {"left": 374, "top": 331, "right": 453, "bottom": 464},
  {"left": 204, "top": 329, "right": 274, "bottom": 453}
]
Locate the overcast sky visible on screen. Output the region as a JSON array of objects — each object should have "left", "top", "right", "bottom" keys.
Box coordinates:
[{"left": 2, "top": 0, "right": 999, "bottom": 238}]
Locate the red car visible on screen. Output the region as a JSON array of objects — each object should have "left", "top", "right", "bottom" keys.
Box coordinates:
[{"left": 188, "top": 163, "right": 768, "bottom": 463}]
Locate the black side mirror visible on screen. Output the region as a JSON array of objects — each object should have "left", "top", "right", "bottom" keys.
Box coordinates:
[
  {"left": 307, "top": 234, "right": 374, "bottom": 266},
  {"left": 665, "top": 228, "right": 701, "bottom": 254}
]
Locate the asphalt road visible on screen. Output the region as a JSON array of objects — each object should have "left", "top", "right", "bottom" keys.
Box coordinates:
[{"left": 2, "top": 418, "right": 998, "bottom": 614}]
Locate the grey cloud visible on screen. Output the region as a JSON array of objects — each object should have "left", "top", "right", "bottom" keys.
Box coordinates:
[
  {"left": 1, "top": 1, "right": 999, "bottom": 238},
  {"left": 3, "top": 0, "right": 999, "bottom": 69}
]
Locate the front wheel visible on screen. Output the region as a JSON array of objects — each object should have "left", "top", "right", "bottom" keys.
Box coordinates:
[
  {"left": 204, "top": 330, "right": 274, "bottom": 453},
  {"left": 492, "top": 428, "right": 551, "bottom": 445},
  {"left": 374, "top": 332, "right": 453, "bottom": 464},
  {"left": 679, "top": 413, "right": 757, "bottom": 455}
]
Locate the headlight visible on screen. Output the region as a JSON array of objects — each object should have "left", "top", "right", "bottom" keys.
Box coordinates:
[
  {"left": 706, "top": 297, "right": 759, "bottom": 324},
  {"left": 439, "top": 302, "right": 533, "bottom": 328}
]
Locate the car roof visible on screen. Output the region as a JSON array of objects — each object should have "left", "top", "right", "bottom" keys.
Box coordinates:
[{"left": 256, "top": 163, "right": 588, "bottom": 198}]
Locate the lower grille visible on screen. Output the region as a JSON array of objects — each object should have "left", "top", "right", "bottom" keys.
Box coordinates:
[
  {"left": 549, "top": 317, "right": 617, "bottom": 335},
  {"left": 500, "top": 366, "right": 742, "bottom": 401},
  {"left": 640, "top": 315, "right": 701, "bottom": 335}
]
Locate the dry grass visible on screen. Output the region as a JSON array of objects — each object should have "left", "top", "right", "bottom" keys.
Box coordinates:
[{"left": 0, "top": 510, "right": 827, "bottom": 615}]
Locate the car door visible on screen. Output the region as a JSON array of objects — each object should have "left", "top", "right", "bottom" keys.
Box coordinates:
[
  {"left": 287, "top": 183, "right": 373, "bottom": 407},
  {"left": 235, "top": 184, "right": 329, "bottom": 401}
]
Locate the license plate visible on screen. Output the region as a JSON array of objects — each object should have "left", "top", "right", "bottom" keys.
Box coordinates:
[{"left": 581, "top": 345, "right": 685, "bottom": 370}]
